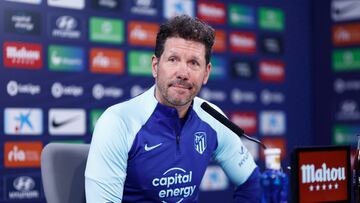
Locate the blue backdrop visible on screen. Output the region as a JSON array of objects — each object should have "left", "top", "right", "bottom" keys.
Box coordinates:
[
  {"left": 0, "top": 0, "right": 313, "bottom": 202},
  {"left": 313, "top": 0, "right": 360, "bottom": 149}
]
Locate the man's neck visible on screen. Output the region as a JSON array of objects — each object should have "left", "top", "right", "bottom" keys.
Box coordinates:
[
  {"left": 154, "top": 87, "right": 191, "bottom": 118},
  {"left": 176, "top": 104, "right": 190, "bottom": 118}
]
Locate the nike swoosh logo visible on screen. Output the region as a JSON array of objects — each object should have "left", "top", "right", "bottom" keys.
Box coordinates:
[
  {"left": 51, "top": 116, "right": 78, "bottom": 128},
  {"left": 144, "top": 143, "right": 162, "bottom": 151},
  {"left": 333, "top": 2, "right": 360, "bottom": 15}
]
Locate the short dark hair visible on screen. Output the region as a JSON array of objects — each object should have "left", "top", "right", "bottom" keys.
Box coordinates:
[{"left": 154, "top": 15, "right": 215, "bottom": 65}]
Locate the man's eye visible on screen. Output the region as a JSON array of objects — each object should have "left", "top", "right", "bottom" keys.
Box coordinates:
[
  {"left": 191, "top": 60, "right": 199, "bottom": 66},
  {"left": 169, "top": 57, "right": 176, "bottom": 62}
]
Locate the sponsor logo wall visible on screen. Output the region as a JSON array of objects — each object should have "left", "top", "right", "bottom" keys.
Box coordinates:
[
  {"left": 0, "top": 1, "right": 311, "bottom": 202},
  {"left": 314, "top": 0, "right": 360, "bottom": 151}
]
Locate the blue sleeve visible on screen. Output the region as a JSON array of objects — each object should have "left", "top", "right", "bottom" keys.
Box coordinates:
[
  {"left": 233, "top": 167, "right": 261, "bottom": 203},
  {"left": 212, "top": 119, "right": 258, "bottom": 185},
  {"left": 85, "top": 108, "right": 129, "bottom": 203},
  {"left": 193, "top": 99, "right": 261, "bottom": 202},
  {"left": 206, "top": 103, "right": 260, "bottom": 201}
]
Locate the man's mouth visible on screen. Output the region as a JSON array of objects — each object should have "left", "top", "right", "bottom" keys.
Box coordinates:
[
  {"left": 169, "top": 81, "right": 192, "bottom": 90},
  {"left": 172, "top": 84, "right": 191, "bottom": 90}
]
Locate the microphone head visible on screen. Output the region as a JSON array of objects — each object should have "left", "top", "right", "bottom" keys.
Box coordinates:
[
  {"left": 200, "top": 101, "right": 267, "bottom": 149},
  {"left": 200, "top": 101, "right": 211, "bottom": 111},
  {"left": 200, "top": 102, "right": 244, "bottom": 135}
]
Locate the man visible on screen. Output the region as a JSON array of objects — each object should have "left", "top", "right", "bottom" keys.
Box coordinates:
[{"left": 85, "top": 15, "right": 260, "bottom": 203}]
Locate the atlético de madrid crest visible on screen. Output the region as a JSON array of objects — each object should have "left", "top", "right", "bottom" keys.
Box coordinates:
[{"left": 194, "top": 132, "right": 207, "bottom": 154}]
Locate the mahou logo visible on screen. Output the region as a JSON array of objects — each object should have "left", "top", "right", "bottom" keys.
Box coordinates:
[
  {"left": 229, "top": 32, "right": 256, "bottom": 54},
  {"left": 298, "top": 150, "right": 348, "bottom": 202},
  {"left": 4, "top": 141, "right": 42, "bottom": 168},
  {"left": 259, "top": 60, "right": 285, "bottom": 82},
  {"left": 301, "top": 163, "right": 345, "bottom": 184},
  {"left": 3, "top": 42, "right": 42, "bottom": 69},
  {"left": 197, "top": 1, "right": 226, "bottom": 24},
  {"left": 229, "top": 112, "right": 257, "bottom": 134}
]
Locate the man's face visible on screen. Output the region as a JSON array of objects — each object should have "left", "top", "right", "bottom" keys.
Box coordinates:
[{"left": 152, "top": 37, "right": 211, "bottom": 108}]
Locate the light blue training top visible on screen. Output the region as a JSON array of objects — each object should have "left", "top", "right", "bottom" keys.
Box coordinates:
[{"left": 85, "top": 85, "right": 258, "bottom": 203}]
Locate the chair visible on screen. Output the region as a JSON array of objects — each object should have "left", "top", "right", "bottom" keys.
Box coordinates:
[{"left": 41, "top": 143, "right": 90, "bottom": 203}]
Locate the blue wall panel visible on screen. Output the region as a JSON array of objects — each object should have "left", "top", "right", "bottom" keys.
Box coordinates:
[{"left": 0, "top": 0, "right": 311, "bottom": 202}]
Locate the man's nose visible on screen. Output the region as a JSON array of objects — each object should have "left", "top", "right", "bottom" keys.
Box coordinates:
[{"left": 175, "top": 62, "right": 190, "bottom": 80}]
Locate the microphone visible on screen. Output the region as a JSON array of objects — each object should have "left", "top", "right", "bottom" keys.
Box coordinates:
[{"left": 201, "top": 102, "right": 267, "bottom": 149}]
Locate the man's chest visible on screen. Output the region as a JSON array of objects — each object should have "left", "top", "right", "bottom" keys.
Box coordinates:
[{"left": 124, "top": 123, "right": 217, "bottom": 202}]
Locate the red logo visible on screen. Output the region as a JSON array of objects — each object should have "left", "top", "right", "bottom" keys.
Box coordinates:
[
  {"left": 4, "top": 141, "right": 43, "bottom": 168},
  {"left": 128, "top": 21, "right": 159, "bottom": 47},
  {"left": 298, "top": 150, "right": 348, "bottom": 202},
  {"left": 229, "top": 112, "right": 257, "bottom": 134},
  {"left": 90, "top": 48, "right": 124, "bottom": 74},
  {"left": 197, "top": 1, "right": 226, "bottom": 24},
  {"left": 213, "top": 30, "right": 226, "bottom": 53},
  {"left": 3, "top": 41, "right": 42, "bottom": 69},
  {"left": 229, "top": 32, "right": 256, "bottom": 54},
  {"left": 332, "top": 23, "right": 360, "bottom": 46},
  {"left": 259, "top": 60, "right": 285, "bottom": 82}
]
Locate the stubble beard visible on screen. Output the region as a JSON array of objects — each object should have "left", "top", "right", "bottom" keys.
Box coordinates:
[{"left": 157, "top": 80, "right": 199, "bottom": 108}]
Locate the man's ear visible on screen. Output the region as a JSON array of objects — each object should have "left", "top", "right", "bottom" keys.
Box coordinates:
[
  {"left": 203, "top": 63, "right": 212, "bottom": 85},
  {"left": 151, "top": 55, "right": 158, "bottom": 78}
]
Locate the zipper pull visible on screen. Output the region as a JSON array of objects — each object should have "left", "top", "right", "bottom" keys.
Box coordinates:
[{"left": 176, "top": 134, "right": 180, "bottom": 145}]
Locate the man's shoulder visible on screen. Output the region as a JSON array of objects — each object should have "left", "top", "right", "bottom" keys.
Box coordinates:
[
  {"left": 192, "top": 97, "right": 229, "bottom": 135},
  {"left": 103, "top": 86, "right": 158, "bottom": 124},
  {"left": 193, "top": 97, "right": 224, "bottom": 115}
]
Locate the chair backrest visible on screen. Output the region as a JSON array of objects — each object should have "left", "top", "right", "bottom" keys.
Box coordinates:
[{"left": 41, "top": 143, "right": 90, "bottom": 203}]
